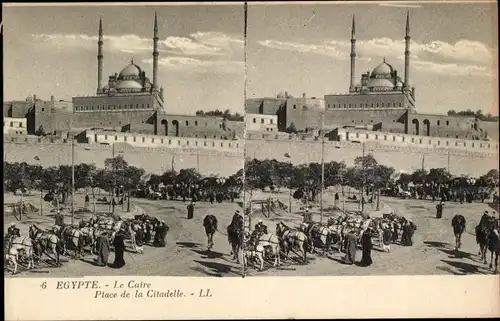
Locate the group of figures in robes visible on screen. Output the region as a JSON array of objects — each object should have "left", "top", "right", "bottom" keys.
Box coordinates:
[
  {"left": 343, "top": 228, "right": 373, "bottom": 267},
  {"left": 94, "top": 230, "right": 126, "bottom": 268}
]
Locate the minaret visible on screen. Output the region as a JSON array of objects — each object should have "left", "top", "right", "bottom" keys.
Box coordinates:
[
  {"left": 97, "top": 17, "right": 104, "bottom": 94},
  {"left": 404, "top": 11, "right": 410, "bottom": 89},
  {"left": 349, "top": 14, "right": 356, "bottom": 92},
  {"left": 152, "top": 12, "right": 159, "bottom": 92}
]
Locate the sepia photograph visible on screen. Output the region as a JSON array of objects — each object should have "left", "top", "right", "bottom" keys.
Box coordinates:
[
  {"left": 3, "top": 4, "right": 246, "bottom": 277},
  {"left": 244, "top": 1, "right": 499, "bottom": 276},
  {"left": 2, "top": 1, "right": 500, "bottom": 319}
]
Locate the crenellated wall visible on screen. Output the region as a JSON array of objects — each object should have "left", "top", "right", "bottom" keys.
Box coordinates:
[{"left": 4, "top": 139, "right": 244, "bottom": 177}]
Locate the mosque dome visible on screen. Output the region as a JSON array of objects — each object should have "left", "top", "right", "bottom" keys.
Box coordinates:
[
  {"left": 367, "top": 78, "right": 395, "bottom": 89},
  {"left": 395, "top": 79, "right": 404, "bottom": 88},
  {"left": 118, "top": 60, "right": 142, "bottom": 79},
  {"left": 371, "top": 60, "right": 394, "bottom": 77},
  {"left": 115, "top": 80, "right": 143, "bottom": 90}
]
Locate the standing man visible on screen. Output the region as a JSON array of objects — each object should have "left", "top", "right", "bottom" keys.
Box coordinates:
[
  {"left": 334, "top": 192, "right": 339, "bottom": 207},
  {"left": 85, "top": 194, "right": 90, "bottom": 209},
  {"left": 111, "top": 229, "right": 126, "bottom": 268},
  {"left": 342, "top": 229, "right": 357, "bottom": 265},
  {"left": 436, "top": 201, "right": 444, "bottom": 219},
  {"left": 187, "top": 201, "right": 195, "bottom": 219},
  {"left": 360, "top": 227, "right": 373, "bottom": 267},
  {"left": 7, "top": 223, "right": 21, "bottom": 238},
  {"left": 94, "top": 231, "right": 110, "bottom": 267}
]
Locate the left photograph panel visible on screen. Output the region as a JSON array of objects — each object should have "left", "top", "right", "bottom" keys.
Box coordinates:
[{"left": 3, "top": 4, "right": 246, "bottom": 277}]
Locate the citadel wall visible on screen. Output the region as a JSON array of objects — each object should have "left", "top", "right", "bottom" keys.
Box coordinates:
[
  {"left": 3, "top": 138, "right": 244, "bottom": 177},
  {"left": 245, "top": 136, "right": 499, "bottom": 177}
]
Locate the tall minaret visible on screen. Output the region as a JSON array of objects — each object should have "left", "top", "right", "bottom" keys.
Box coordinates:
[
  {"left": 152, "top": 12, "right": 159, "bottom": 92},
  {"left": 97, "top": 17, "right": 104, "bottom": 94},
  {"left": 404, "top": 11, "right": 411, "bottom": 89},
  {"left": 349, "top": 15, "right": 356, "bottom": 92}
]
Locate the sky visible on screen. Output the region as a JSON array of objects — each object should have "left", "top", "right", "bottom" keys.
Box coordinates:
[
  {"left": 3, "top": 4, "right": 245, "bottom": 115},
  {"left": 3, "top": 2, "right": 498, "bottom": 117},
  {"left": 247, "top": 2, "right": 499, "bottom": 116}
]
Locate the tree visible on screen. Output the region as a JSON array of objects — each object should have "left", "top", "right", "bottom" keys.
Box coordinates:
[
  {"left": 34, "top": 125, "right": 46, "bottom": 136},
  {"left": 177, "top": 168, "right": 201, "bottom": 185},
  {"left": 411, "top": 169, "right": 428, "bottom": 185},
  {"left": 426, "top": 168, "right": 452, "bottom": 185}
]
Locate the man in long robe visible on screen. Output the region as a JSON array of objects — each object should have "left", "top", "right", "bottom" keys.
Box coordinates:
[
  {"left": 360, "top": 228, "right": 373, "bottom": 267},
  {"left": 343, "top": 230, "right": 357, "bottom": 265},
  {"left": 95, "top": 232, "right": 110, "bottom": 267},
  {"left": 112, "top": 230, "right": 126, "bottom": 268},
  {"left": 153, "top": 221, "right": 168, "bottom": 247},
  {"left": 135, "top": 226, "right": 144, "bottom": 254}
]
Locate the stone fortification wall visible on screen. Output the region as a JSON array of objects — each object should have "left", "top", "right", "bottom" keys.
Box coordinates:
[
  {"left": 4, "top": 140, "right": 243, "bottom": 177},
  {"left": 246, "top": 137, "right": 498, "bottom": 177}
]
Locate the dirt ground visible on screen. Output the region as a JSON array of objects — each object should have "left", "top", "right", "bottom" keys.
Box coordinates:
[{"left": 4, "top": 190, "right": 500, "bottom": 277}]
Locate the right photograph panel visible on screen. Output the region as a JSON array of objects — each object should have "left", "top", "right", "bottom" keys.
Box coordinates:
[{"left": 243, "top": 2, "right": 499, "bottom": 276}]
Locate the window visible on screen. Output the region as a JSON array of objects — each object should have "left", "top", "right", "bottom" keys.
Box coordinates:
[
  {"left": 356, "top": 133, "right": 359, "bottom": 138},
  {"left": 253, "top": 118, "right": 256, "bottom": 123},
  {"left": 382, "top": 103, "right": 384, "bottom": 107},
  {"left": 270, "top": 119, "right": 274, "bottom": 124},
  {"left": 411, "top": 138, "right": 414, "bottom": 143},
  {"left": 366, "top": 134, "right": 369, "bottom": 139},
  {"left": 333, "top": 104, "right": 336, "bottom": 108},
  {"left": 393, "top": 136, "right": 396, "bottom": 141},
  {"left": 328, "top": 104, "right": 330, "bottom": 108},
  {"left": 376, "top": 103, "right": 379, "bottom": 108},
  {"left": 393, "top": 103, "right": 396, "bottom": 107},
  {"left": 124, "top": 136, "right": 127, "bottom": 142},
  {"left": 437, "top": 120, "right": 440, "bottom": 126},
  {"left": 472, "top": 143, "right": 475, "bottom": 148},
  {"left": 446, "top": 141, "right": 449, "bottom": 146},
  {"left": 293, "top": 105, "right": 297, "bottom": 109},
  {"left": 349, "top": 104, "right": 351, "bottom": 108},
  {"left": 419, "top": 138, "right": 422, "bottom": 144},
  {"left": 104, "top": 135, "right": 108, "bottom": 140},
  {"left": 261, "top": 119, "right": 264, "bottom": 124},
  {"left": 399, "top": 103, "right": 402, "bottom": 107},
  {"left": 371, "top": 103, "right": 374, "bottom": 108},
  {"left": 221, "top": 142, "right": 224, "bottom": 147},
  {"left": 115, "top": 136, "right": 118, "bottom": 141},
  {"left": 186, "top": 121, "right": 189, "bottom": 126},
  {"left": 42, "top": 108, "right": 45, "bottom": 112},
  {"left": 133, "top": 136, "right": 136, "bottom": 142},
  {"left": 9, "top": 122, "right": 13, "bottom": 127},
  {"left": 384, "top": 135, "right": 387, "bottom": 140},
  {"left": 402, "top": 137, "right": 405, "bottom": 142},
  {"left": 446, "top": 121, "right": 449, "bottom": 126},
  {"left": 142, "top": 137, "right": 145, "bottom": 142},
  {"left": 147, "top": 104, "right": 150, "bottom": 108},
  {"left": 195, "top": 121, "right": 198, "bottom": 126},
  {"left": 142, "top": 104, "right": 144, "bottom": 108},
  {"left": 168, "top": 139, "right": 171, "bottom": 144},
  {"left": 343, "top": 104, "right": 346, "bottom": 108},
  {"left": 186, "top": 141, "right": 189, "bottom": 146}
]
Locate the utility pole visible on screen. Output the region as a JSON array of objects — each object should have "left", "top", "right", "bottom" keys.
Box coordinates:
[
  {"left": 196, "top": 149, "right": 200, "bottom": 173},
  {"left": 71, "top": 136, "right": 75, "bottom": 225},
  {"left": 320, "top": 115, "right": 325, "bottom": 223},
  {"left": 447, "top": 150, "right": 450, "bottom": 173},
  {"left": 361, "top": 142, "right": 366, "bottom": 213},
  {"left": 284, "top": 153, "right": 292, "bottom": 214},
  {"left": 112, "top": 143, "right": 116, "bottom": 216}
]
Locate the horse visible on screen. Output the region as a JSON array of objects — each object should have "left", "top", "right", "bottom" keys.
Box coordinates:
[
  {"left": 301, "top": 222, "right": 332, "bottom": 255},
  {"left": 60, "top": 226, "right": 84, "bottom": 258},
  {"left": 250, "top": 232, "right": 281, "bottom": 268},
  {"left": 487, "top": 219, "right": 499, "bottom": 273},
  {"left": 475, "top": 215, "right": 493, "bottom": 263},
  {"left": 227, "top": 213, "right": 244, "bottom": 262},
  {"left": 203, "top": 214, "right": 218, "bottom": 250},
  {"left": 4, "top": 235, "right": 35, "bottom": 273},
  {"left": 79, "top": 226, "right": 96, "bottom": 254},
  {"left": 29, "top": 224, "right": 60, "bottom": 265},
  {"left": 451, "top": 214, "right": 466, "bottom": 250},
  {"left": 276, "top": 221, "right": 308, "bottom": 263},
  {"left": 243, "top": 244, "right": 265, "bottom": 271}
]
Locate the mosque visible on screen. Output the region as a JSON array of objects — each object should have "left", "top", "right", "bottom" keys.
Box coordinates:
[
  {"left": 245, "top": 12, "right": 497, "bottom": 142},
  {"left": 4, "top": 13, "right": 244, "bottom": 141}
]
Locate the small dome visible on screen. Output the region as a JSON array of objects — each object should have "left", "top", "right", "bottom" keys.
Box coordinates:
[
  {"left": 396, "top": 79, "right": 404, "bottom": 87},
  {"left": 371, "top": 60, "right": 393, "bottom": 77},
  {"left": 115, "top": 80, "right": 143, "bottom": 90},
  {"left": 119, "top": 61, "right": 142, "bottom": 78}
]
